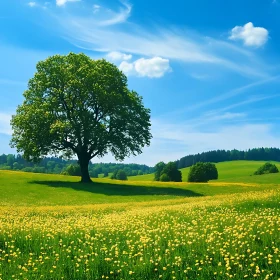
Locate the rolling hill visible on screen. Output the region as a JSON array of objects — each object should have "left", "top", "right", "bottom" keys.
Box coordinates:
[{"left": 128, "top": 160, "right": 280, "bottom": 182}]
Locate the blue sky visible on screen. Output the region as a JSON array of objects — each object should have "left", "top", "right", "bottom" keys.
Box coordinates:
[{"left": 1, "top": 0, "right": 280, "bottom": 166}]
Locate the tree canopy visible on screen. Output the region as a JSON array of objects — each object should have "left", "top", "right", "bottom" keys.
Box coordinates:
[
  {"left": 254, "top": 162, "right": 279, "bottom": 175},
  {"left": 176, "top": 148, "right": 280, "bottom": 169},
  {"left": 10, "top": 53, "right": 152, "bottom": 182},
  {"left": 188, "top": 162, "right": 218, "bottom": 182},
  {"left": 154, "top": 161, "right": 182, "bottom": 182}
]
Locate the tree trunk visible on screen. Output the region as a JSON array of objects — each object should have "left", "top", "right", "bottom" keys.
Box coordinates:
[{"left": 78, "top": 154, "right": 92, "bottom": 183}]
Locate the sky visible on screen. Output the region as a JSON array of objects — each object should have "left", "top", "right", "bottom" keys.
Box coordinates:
[{"left": 1, "top": 0, "right": 280, "bottom": 166}]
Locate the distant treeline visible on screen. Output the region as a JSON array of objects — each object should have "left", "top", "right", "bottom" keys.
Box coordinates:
[
  {"left": 176, "top": 148, "right": 280, "bottom": 169},
  {"left": 0, "top": 154, "right": 154, "bottom": 177}
]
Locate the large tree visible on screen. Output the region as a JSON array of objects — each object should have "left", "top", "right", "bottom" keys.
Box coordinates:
[{"left": 10, "top": 53, "right": 152, "bottom": 183}]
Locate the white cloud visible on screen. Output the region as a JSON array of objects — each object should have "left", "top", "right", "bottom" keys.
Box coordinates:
[
  {"left": 119, "top": 61, "right": 135, "bottom": 75},
  {"left": 56, "top": 0, "right": 80, "bottom": 7},
  {"left": 119, "top": 57, "right": 172, "bottom": 78},
  {"left": 0, "top": 113, "right": 12, "bottom": 135},
  {"left": 229, "top": 22, "right": 269, "bottom": 47},
  {"left": 106, "top": 51, "right": 132, "bottom": 61},
  {"left": 134, "top": 57, "right": 172, "bottom": 78},
  {"left": 28, "top": 2, "right": 37, "bottom": 7}
]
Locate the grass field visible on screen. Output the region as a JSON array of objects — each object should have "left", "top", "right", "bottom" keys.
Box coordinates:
[
  {"left": 0, "top": 160, "right": 280, "bottom": 279},
  {"left": 129, "top": 160, "right": 280, "bottom": 182}
]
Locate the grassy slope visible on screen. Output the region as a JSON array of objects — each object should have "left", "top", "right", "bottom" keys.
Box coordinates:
[
  {"left": 128, "top": 160, "right": 280, "bottom": 182},
  {"left": 1, "top": 160, "right": 280, "bottom": 206}
]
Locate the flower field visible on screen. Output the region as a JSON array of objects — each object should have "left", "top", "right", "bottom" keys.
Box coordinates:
[{"left": 0, "top": 186, "right": 280, "bottom": 280}]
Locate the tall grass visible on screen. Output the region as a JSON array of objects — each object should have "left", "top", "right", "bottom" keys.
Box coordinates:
[{"left": 0, "top": 169, "right": 280, "bottom": 279}]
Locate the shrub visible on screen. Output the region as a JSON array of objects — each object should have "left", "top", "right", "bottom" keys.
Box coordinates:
[
  {"left": 188, "top": 162, "right": 218, "bottom": 182},
  {"left": 160, "top": 173, "right": 170, "bottom": 182},
  {"left": 154, "top": 161, "right": 182, "bottom": 182},
  {"left": 154, "top": 162, "right": 166, "bottom": 181},
  {"left": 63, "top": 164, "right": 81, "bottom": 176},
  {"left": 254, "top": 162, "right": 279, "bottom": 175},
  {"left": 110, "top": 169, "right": 118, "bottom": 179},
  {"left": 162, "top": 162, "right": 182, "bottom": 182},
  {"left": 0, "top": 165, "right": 11, "bottom": 170},
  {"left": 116, "top": 170, "right": 127, "bottom": 180}
]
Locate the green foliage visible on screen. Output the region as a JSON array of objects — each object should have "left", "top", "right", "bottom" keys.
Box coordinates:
[
  {"left": 116, "top": 170, "right": 128, "bottom": 180},
  {"left": 155, "top": 161, "right": 182, "bottom": 182},
  {"left": 0, "top": 165, "right": 11, "bottom": 170},
  {"left": 154, "top": 161, "right": 166, "bottom": 181},
  {"left": 110, "top": 170, "right": 118, "bottom": 180},
  {"left": 188, "top": 162, "right": 218, "bottom": 182},
  {"left": 10, "top": 53, "right": 152, "bottom": 182},
  {"left": 177, "top": 147, "right": 280, "bottom": 169},
  {"left": 110, "top": 169, "right": 127, "bottom": 180},
  {"left": 162, "top": 162, "right": 182, "bottom": 182},
  {"left": 62, "top": 164, "right": 81, "bottom": 176},
  {"left": 254, "top": 162, "right": 279, "bottom": 175},
  {"left": 0, "top": 153, "right": 154, "bottom": 178},
  {"left": 160, "top": 173, "right": 170, "bottom": 182}
]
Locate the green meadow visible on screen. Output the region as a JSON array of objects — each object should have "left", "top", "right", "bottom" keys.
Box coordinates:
[
  {"left": 129, "top": 160, "right": 280, "bottom": 182},
  {"left": 0, "top": 160, "right": 280, "bottom": 279}
]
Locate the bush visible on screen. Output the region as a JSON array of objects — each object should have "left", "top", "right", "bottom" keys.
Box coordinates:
[
  {"left": 116, "top": 170, "right": 127, "bottom": 180},
  {"left": 160, "top": 173, "right": 170, "bottom": 182},
  {"left": 154, "top": 162, "right": 166, "bottom": 181},
  {"left": 63, "top": 164, "right": 81, "bottom": 176},
  {"left": 0, "top": 165, "right": 11, "bottom": 170},
  {"left": 110, "top": 169, "right": 118, "bottom": 179},
  {"left": 162, "top": 162, "right": 182, "bottom": 182},
  {"left": 254, "top": 162, "right": 279, "bottom": 175},
  {"left": 110, "top": 169, "right": 127, "bottom": 180},
  {"left": 188, "top": 162, "right": 218, "bottom": 182},
  {"left": 154, "top": 161, "right": 182, "bottom": 182}
]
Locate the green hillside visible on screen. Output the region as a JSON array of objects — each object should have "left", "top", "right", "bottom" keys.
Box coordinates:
[
  {"left": 128, "top": 160, "right": 280, "bottom": 182},
  {"left": 1, "top": 163, "right": 280, "bottom": 280},
  {"left": 0, "top": 167, "right": 278, "bottom": 207}
]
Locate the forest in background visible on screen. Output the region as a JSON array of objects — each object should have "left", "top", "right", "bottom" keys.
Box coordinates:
[
  {"left": 1, "top": 147, "right": 280, "bottom": 177},
  {"left": 0, "top": 154, "right": 154, "bottom": 177},
  {"left": 176, "top": 147, "right": 280, "bottom": 169}
]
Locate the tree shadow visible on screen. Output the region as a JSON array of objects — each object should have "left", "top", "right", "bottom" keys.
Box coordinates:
[{"left": 30, "top": 180, "right": 203, "bottom": 197}]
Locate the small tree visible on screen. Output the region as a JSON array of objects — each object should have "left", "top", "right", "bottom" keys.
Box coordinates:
[
  {"left": 155, "top": 161, "right": 182, "bottom": 182},
  {"left": 10, "top": 53, "right": 152, "bottom": 183},
  {"left": 116, "top": 170, "right": 127, "bottom": 180},
  {"left": 254, "top": 162, "right": 279, "bottom": 175},
  {"left": 188, "top": 162, "right": 218, "bottom": 182},
  {"left": 162, "top": 162, "right": 182, "bottom": 182},
  {"left": 110, "top": 169, "right": 119, "bottom": 179},
  {"left": 63, "top": 164, "right": 81, "bottom": 176},
  {"left": 160, "top": 173, "right": 170, "bottom": 182},
  {"left": 154, "top": 161, "right": 166, "bottom": 181}
]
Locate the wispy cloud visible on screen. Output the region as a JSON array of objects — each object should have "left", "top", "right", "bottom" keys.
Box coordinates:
[
  {"left": 93, "top": 4, "right": 101, "bottom": 14},
  {"left": 34, "top": 2, "right": 273, "bottom": 79},
  {"left": 165, "top": 75, "right": 280, "bottom": 118},
  {"left": 98, "top": 2, "right": 132, "bottom": 26},
  {"left": 147, "top": 119, "right": 280, "bottom": 164},
  {"left": 0, "top": 113, "right": 12, "bottom": 135}
]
